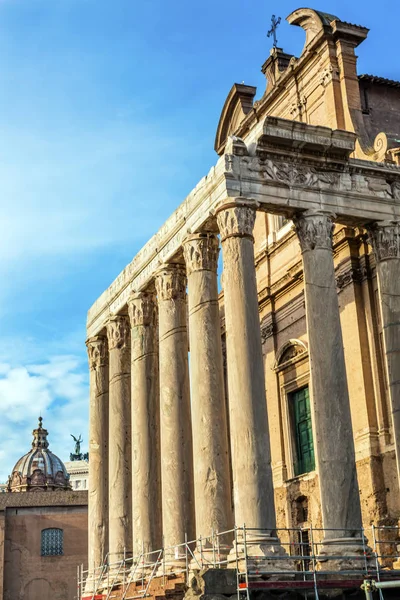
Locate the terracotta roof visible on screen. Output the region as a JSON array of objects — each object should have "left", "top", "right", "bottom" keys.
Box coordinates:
[{"left": 359, "top": 74, "right": 400, "bottom": 88}]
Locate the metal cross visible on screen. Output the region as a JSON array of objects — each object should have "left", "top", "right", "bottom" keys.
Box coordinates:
[{"left": 267, "top": 14, "right": 281, "bottom": 48}]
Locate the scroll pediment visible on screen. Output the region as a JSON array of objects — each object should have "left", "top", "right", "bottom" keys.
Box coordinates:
[{"left": 214, "top": 84, "right": 256, "bottom": 156}]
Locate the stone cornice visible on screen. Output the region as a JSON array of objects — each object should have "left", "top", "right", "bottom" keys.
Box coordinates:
[{"left": 87, "top": 117, "right": 400, "bottom": 337}]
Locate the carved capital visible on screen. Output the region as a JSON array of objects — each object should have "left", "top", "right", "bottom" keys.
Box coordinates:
[
  {"left": 216, "top": 201, "right": 256, "bottom": 242},
  {"left": 86, "top": 335, "right": 108, "bottom": 370},
  {"left": 106, "top": 315, "right": 130, "bottom": 350},
  {"left": 368, "top": 221, "right": 400, "bottom": 262},
  {"left": 183, "top": 233, "right": 219, "bottom": 276},
  {"left": 293, "top": 211, "right": 335, "bottom": 252},
  {"left": 155, "top": 264, "right": 186, "bottom": 301},
  {"left": 128, "top": 292, "right": 157, "bottom": 327}
]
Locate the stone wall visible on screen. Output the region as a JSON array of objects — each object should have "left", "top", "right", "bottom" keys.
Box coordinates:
[{"left": 0, "top": 492, "right": 87, "bottom": 600}]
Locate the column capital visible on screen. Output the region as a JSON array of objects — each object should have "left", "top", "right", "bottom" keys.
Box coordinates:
[
  {"left": 183, "top": 233, "right": 219, "bottom": 276},
  {"left": 86, "top": 335, "right": 108, "bottom": 370},
  {"left": 106, "top": 315, "right": 130, "bottom": 350},
  {"left": 155, "top": 264, "right": 186, "bottom": 301},
  {"left": 216, "top": 200, "right": 257, "bottom": 242},
  {"left": 368, "top": 221, "right": 400, "bottom": 262},
  {"left": 127, "top": 292, "right": 157, "bottom": 327},
  {"left": 293, "top": 210, "right": 335, "bottom": 252}
]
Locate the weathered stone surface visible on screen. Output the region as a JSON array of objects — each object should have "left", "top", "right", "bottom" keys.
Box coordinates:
[
  {"left": 106, "top": 315, "right": 132, "bottom": 563},
  {"left": 183, "top": 233, "right": 233, "bottom": 555},
  {"left": 86, "top": 335, "right": 109, "bottom": 583},
  {"left": 128, "top": 292, "right": 162, "bottom": 556},
  {"left": 155, "top": 265, "right": 195, "bottom": 563},
  {"left": 216, "top": 201, "right": 290, "bottom": 567},
  {"left": 368, "top": 222, "right": 400, "bottom": 487},
  {"left": 293, "top": 211, "right": 364, "bottom": 555}
]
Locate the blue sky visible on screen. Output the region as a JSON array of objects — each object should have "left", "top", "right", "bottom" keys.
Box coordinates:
[{"left": 0, "top": 0, "right": 398, "bottom": 481}]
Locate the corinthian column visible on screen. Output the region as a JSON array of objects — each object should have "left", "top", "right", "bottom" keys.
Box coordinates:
[
  {"left": 86, "top": 335, "right": 109, "bottom": 590},
  {"left": 127, "top": 292, "right": 162, "bottom": 557},
  {"left": 155, "top": 264, "right": 195, "bottom": 567},
  {"left": 106, "top": 315, "right": 132, "bottom": 565},
  {"left": 183, "top": 233, "right": 233, "bottom": 559},
  {"left": 368, "top": 221, "right": 400, "bottom": 487},
  {"left": 216, "top": 199, "right": 288, "bottom": 567},
  {"left": 293, "top": 210, "right": 364, "bottom": 566}
]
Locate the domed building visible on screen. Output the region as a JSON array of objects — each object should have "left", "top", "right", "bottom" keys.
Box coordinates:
[{"left": 7, "top": 417, "right": 71, "bottom": 492}]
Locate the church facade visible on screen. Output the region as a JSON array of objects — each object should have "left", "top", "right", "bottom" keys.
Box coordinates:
[{"left": 83, "top": 8, "right": 400, "bottom": 597}]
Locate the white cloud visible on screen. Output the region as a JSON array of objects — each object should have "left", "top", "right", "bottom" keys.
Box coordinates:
[{"left": 0, "top": 352, "right": 88, "bottom": 482}]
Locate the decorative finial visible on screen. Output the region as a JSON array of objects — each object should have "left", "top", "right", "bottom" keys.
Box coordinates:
[
  {"left": 38, "top": 416, "right": 43, "bottom": 428},
  {"left": 267, "top": 14, "right": 281, "bottom": 49}
]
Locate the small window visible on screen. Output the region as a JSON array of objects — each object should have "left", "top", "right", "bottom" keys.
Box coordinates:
[
  {"left": 41, "top": 528, "right": 63, "bottom": 556},
  {"left": 289, "top": 386, "right": 315, "bottom": 476}
]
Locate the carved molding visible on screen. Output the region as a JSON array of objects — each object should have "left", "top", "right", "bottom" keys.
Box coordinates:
[
  {"left": 127, "top": 292, "right": 157, "bottom": 327},
  {"left": 216, "top": 203, "right": 256, "bottom": 241},
  {"left": 183, "top": 233, "right": 219, "bottom": 276},
  {"left": 155, "top": 264, "right": 187, "bottom": 301},
  {"left": 106, "top": 315, "right": 130, "bottom": 351},
  {"left": 368, "top": 222, "right": 400, "bottom": 262},
  {"left": 86, "top": 335, "right": 108, "bottom": 370},
  {"left": 260, "top": 318, "right": 275, "bottom": 344},
  {"left": 336, "top": 267, "right": 365, "bottom": 291},
  {"left": 293, "top": 211, "right": 335, "bottom": 252}
]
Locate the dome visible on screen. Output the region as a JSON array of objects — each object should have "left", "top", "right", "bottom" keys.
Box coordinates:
[{"left": 7, "top": 417, "right": 71, "bottom": 492}]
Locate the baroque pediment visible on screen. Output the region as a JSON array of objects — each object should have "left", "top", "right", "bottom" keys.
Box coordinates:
[{"left": 214, "top": 84, "right": 256, "bottom": 156}]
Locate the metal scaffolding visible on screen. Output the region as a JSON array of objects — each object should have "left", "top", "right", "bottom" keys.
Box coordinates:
[{"left": 78, "top": 524, "right": 400, "bottom": 600}]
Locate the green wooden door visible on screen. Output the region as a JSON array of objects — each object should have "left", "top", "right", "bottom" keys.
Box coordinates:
[{"left": 291, "top": 387, "right": 315, "bottom": 476}]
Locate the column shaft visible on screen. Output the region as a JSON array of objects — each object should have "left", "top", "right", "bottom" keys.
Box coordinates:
[
  {"left": 128, "top": 292, "right": 162, "bottom": 557},
  {"left": 183, "top": 233, "right": 233, "bottom": 549},
  {"left": 155, "top": 265, "right": 195, "bottom": 558},
  {"left": 369, "top": 222, "right": 400, "bottom": 486},
  {"left": 106, "top": 315, "right": 132, "bottom": 564},
  {"left": 216, "top": 201, "right": 278, "bottom": 535},
  {"left": 86, "top": 336, "right": 109, "bottom": 585},
  {"left": 294, "top": 211, "right": 363, "bottom": 549}
]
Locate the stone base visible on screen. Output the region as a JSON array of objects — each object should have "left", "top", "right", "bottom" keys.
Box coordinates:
[
  {"left": 189, "top": 544, "right": 231, "bottom": 572},
  {"left": 227, "top": 532, "right": 295, "bottom": 575},
  {"left": 317, "top": 537, "right": 372, "bottom": 571}
]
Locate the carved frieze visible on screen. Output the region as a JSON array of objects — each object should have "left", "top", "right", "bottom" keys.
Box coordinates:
[
  {"left": 293, "top": 211, "right": 335, "bottom": 252},
  {"left": 106, "top": 315, "right": 130, "bottom": 350},
  {"left": 127, "top": 292, "right": 157, "bottom": 328},
  {"left": 368, "top": 222, "right": 400, "bottom": 262},
  {"left": 216, "top": 203, "right": 256, "bottom": 241},
  {"left": 86, "top": 335, "right": 108, "bottom": 370},
  {"left": 183, "top": 233, "right": 219, "bottom": 276},
  {"left": 155, "top": 264, "right": 187, "bottom": 301}
]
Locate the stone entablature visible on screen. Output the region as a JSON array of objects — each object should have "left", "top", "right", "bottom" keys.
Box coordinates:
[{"left": 87, "top": 117, "right": 400, "bottom": 338}]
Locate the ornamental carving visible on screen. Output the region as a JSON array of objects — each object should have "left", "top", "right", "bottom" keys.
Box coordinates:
[
  {"left": 368, "top": 222, "right": 400, "bottom": 262},
  {"left": 86, "top": 335, "right": 108, "bottom": 370},
  {"left": 260, "top": 319, "right": 275, "bottom": 344},
  {"left": 293, "top": 211, "right": 335, "bottom": 252},
  {"left": 336, "top": 267, "right": 364, "bottom": 291},
  {"left": 238, "top": 156, "right": 341, "bottom": 190},
  {"left": 106, "top": 315, "right": 130, "bottom": 350},
  {"left": 216, "top": 204, "right": 256, "bottom": 241},
  {"left": 128, "top": 292, "right": 157, "bottom": 327},
  {"left": 155, "top": 264, "right": 187, "bottom": 301},
  {"left": 183, "top": 233, "right": 219, "bottom": 275}
]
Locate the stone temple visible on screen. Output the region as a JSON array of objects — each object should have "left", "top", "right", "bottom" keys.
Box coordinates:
[{"left": 81, "top": 8, "right": 400, "bottom": 600}]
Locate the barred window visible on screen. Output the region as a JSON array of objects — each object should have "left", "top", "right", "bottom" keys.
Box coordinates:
[{"left": 41, "top": 528, "right": 63, "bottom": 556}]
